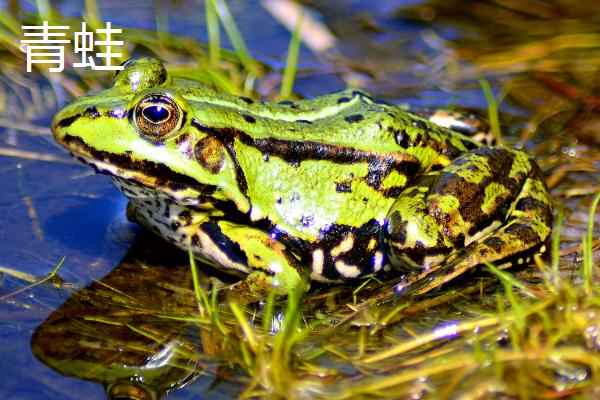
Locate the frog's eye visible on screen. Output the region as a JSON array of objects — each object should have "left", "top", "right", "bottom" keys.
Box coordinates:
[{"left": 133, "top": 94, "right": 183, "bottom": 140}]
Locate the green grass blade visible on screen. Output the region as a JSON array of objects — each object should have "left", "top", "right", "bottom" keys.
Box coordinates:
[
  {"left": 83, "top": 0, "right": 102, "bottom": 28},
  {"left": 486, "top": 262, "right": 537, "bottom": 298},
  {"left": 261, "top": 288, "right": 277, "bottom": 332},
  {"left": 210, "top": 0, "right": 254, "bottom": 72},
  {"left": 189, "top": 250, "right": 210, "bottom": 318},
  {"left": 479, "top": 77, "right": 504, "bottom": 145},
  {"left": 583, "top": 192, "right": 600, "bottom": 294},
  {"left": 552, "top": 208, "right": 563, "bottom": 277},
  {"left": 0, "top": 257, "right": 65, "bottom": 302},
  {"left": 230, "top": 300, "right": 259, "bottom": 352},
  {"left": 35, "top": 0, "right": 50, "bottom": 21},
  {"left": 205, "top": 0, "right": 221, "bottom": 65},
  {"left": 280, "top": 11, "right": 303, "bottom": 98}
]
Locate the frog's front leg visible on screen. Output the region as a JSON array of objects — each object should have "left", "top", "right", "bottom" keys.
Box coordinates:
[
  {"left": 126, "top": 201, "right": 307, "bottom": 301},
  {"left": 193, "top": 219, "right": 308, "bottom": 301},
  {"left": 385, "top": 147, "right": 553, "bottom": 296}
]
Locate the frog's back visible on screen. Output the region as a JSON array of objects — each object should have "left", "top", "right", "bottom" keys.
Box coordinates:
[{"left": 182, "top": 85, "right": 478, "bottom": 168}]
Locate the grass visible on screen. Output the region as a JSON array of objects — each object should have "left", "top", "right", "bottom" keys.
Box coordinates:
[
  {"left": 583, "top": 193, "right": 600, "bottom": 295},
  {"left": 182, "top": 191, "right": 600, "bottom": 398},
  {"left": 1, "top": 0, "right": 599, "bottom": 399},
  {"left": 479, "top": 77, "right": 505, "bottom": 145},
  {"left": 0, "top": 257, "right": 65, "bottom": 302},
  {"left": 207, "top": 0, "right": 256, "bottom": 75},
  {"left": 280, "top": 11, "right": 303, "bottom": 99}
]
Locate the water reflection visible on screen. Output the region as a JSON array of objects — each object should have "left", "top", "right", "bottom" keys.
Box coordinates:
[{"left": 31, "top": 233, "right": 218, "bottom": 399}]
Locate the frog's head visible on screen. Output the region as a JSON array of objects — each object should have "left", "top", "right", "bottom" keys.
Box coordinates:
[{"left": 52, "top": 58, "right": 249, "bottom": 212}]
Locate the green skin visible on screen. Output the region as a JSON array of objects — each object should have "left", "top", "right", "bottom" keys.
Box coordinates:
[{"left": 51, "top": 58, "right": 553, "bottom": 299}]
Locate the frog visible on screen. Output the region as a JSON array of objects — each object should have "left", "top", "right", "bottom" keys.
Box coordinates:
[{"left": 51, "top": 58, "right": 553, "bottom": 300}]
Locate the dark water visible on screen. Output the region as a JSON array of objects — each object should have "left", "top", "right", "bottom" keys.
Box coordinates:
[{"left": 0, "top": 0, "right": 598, "bottom": 398}]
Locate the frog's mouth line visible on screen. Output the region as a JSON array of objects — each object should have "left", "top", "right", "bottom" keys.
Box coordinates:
[{"left": 59, "top": 133, "right": 218, "bottom": 197}]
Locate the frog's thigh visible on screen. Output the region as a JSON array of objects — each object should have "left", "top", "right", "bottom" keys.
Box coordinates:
[
  {"left": 387, "top": 147, "right": 526, "bottom": 268},
  {"left": 388, "top": 152, "right": 552, "bottom": 295},
  {"left": 191, "top": 220, "right": 306, "bottom": 296},
  {"left": 408, "top": 169, "right": 551, "bottom": 295}
]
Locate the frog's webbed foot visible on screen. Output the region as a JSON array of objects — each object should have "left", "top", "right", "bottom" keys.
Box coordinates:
[{"left": 386, "top": 147, "right": 553, "bottom": 297}]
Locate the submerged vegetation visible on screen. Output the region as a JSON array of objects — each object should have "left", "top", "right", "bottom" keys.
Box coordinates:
[{"left": 1, "top": 0, "right": 599, "bottom": 398}]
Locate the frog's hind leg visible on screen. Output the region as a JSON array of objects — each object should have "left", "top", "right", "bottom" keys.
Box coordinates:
[{"left": 386, "top": 147, "right": 553, "bottom": 296}]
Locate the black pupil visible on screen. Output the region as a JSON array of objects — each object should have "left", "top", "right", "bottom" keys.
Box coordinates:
[{"left": 143, "top": 105, "right": 169, "bottom": 123}]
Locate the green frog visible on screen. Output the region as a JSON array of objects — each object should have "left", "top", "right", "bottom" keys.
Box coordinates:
[{"left": 51, "top": 58, "right": 553, "bottom": 299}]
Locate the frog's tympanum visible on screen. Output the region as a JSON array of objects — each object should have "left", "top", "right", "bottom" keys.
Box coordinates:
[{"left": 51, "top": 58, "right": 553, "bottom": 297}]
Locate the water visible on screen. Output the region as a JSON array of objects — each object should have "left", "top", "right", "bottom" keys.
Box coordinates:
[{"left": 1, "top": 0, "right": 598, "bottom": 398}]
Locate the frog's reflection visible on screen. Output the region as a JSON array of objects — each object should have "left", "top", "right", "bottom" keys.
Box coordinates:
[{"left": 31, "top": 232, "right": 230, "bottom": 399}]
